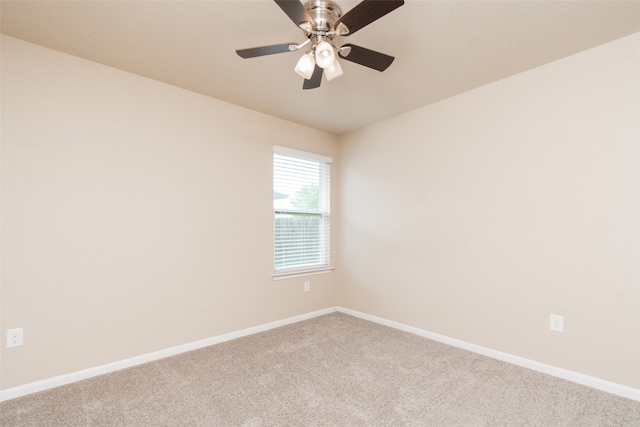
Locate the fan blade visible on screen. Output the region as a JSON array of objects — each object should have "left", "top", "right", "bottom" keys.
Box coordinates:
[
  {"left": 236, "top": 43, "right": 295, "bottom": 58},
  {"left": 334, "top": 0, "right": 404, "bottom": 36},
  {"left": 274, "top": 0, "right": 316, "bottom": 30},
  {"left": 303, "top": 65, "right": 323, "bottom": 90},
  {"left": 338, "top": 44, "right": 395, "bottom": 71}
]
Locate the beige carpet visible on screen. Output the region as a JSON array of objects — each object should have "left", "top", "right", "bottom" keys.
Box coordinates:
[{"left": 1, "top": 312, "right": 639, "bottom": 426}]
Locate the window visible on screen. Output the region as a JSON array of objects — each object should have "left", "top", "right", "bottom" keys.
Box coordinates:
[{"left": 273, "top": 146, "right": 332, "bottom": 277}]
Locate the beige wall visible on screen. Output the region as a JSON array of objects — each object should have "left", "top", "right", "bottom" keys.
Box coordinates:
[
  {"left": 338, "top": 33, "right": 640, "bottom": 388},
  {"left": 0, "top": 35, "right": 339, "bottom": 389}
]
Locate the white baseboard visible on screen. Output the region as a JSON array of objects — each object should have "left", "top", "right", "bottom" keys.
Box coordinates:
[
  {"left": 2, "top": 305, "right": 638, "bottom": 403},
  {"left": 337, "top": 307, "right": 640, "bottom": 402},
  {"left": 0, "top": 307, "right": 338, "bottom": 402}
]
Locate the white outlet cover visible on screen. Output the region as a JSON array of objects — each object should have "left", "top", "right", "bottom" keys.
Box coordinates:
[
  {"left": 6, "top": 328, "right": 24, "bottom": 348},
  {"left": 550, "top": 314, "right": 564, "bottom": 332}
]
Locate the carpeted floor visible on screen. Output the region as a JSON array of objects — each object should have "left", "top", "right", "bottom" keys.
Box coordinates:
[{"left": 1, "top": 312, "right": 639, "bottom": 426}]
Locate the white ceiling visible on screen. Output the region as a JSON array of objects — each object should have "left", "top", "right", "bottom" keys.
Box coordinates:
[{"left": 2, "top": 0, "right": 640, "bottom": 134}]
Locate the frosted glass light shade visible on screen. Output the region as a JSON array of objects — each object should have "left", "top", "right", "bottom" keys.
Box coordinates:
[
  {"left": 294, "top": 53, "right": 315, "bottom": 79},
  {"left": 315, "top": 41, "right": 335, "bottom": 69},
  {"left": 325, "top": 59, "right": 343, "bottom": 81}
]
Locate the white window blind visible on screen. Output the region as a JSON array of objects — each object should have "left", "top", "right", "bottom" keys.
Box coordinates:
[{"left": 273, "top": 146, "right": 332, "bottom": 276}]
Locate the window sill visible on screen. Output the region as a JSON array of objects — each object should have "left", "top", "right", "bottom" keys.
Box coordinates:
[{"left": 272, "top": 267, "right": 334, "bottom": 280}]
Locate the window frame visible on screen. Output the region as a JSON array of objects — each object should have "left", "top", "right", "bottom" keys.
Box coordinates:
[{"left": 272, "top": 145, "right": 333, "bottom": 279}]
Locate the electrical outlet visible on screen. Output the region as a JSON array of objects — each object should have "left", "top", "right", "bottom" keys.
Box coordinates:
[
  {"left": 6, "top": 328, "right": 24, "bottom": 348},
  {"left": 304, "top": 281, "right": 310, "bottom": 292},
  {"left": 550, "top": 314, "right": 564, "bottom": 332}
]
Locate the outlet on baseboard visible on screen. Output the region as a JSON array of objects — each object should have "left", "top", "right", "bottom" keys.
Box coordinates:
[
  {"left": 304, "top": 281, "right": 310, "bottom": 292},
  {"left": 6, "top": 328, "right": 24, "bottom": 348},
  {"left": 549, "top": 314, "right": 564, "bottom": 332}
]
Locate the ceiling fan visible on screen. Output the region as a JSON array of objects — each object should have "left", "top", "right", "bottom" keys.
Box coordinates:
[{"left": 236, "top": 0, "right": 405, "bottom": 90}]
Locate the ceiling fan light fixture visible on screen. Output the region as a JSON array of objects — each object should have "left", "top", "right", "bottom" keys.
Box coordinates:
[
  {"left": 236, "top": 0, "right": 405, "bottom": 89},
  {"left": 295, "top": 52, "right": 316, "bottom": 79},
  {"left": 325, "top": 59, "right": 343, "bottom": 81},
  {"left": 315, "top": 40, "right": 335, "bottom": 69}
]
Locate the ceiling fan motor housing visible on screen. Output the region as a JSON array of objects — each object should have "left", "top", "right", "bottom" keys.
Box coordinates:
[{"left": 304, "top": 0, "right": 342, "bottom": 33}]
